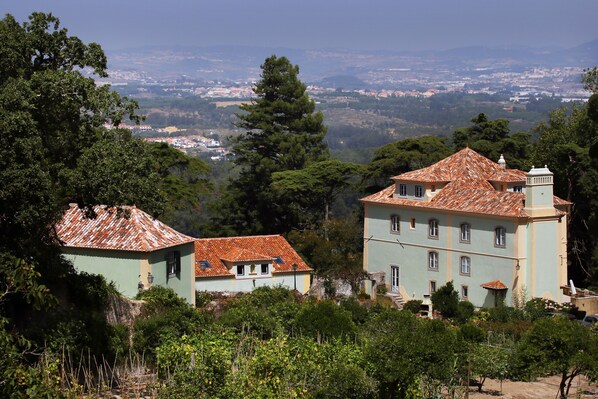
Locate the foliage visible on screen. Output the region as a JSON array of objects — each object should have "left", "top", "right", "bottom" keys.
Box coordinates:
[
  {"left": 515, "top": 317, "right": 598, "bottom": 398},
  {"left": 452, "top": 113, "right": 532, "bottom": 170},
  {"left": 292, "top": 300, "right": 357, "bottom": 340},
  {"left": 271, "top": 159, "right": 362, "bottom": 224},
  {"left": 582, "top": 67, "right": 598, "bottom": 94},
  {"left": 431, "top": 281, "right": 459, "bottom": 319},
  {"left": 470, "top": 343, "right": 512, "bottom": 392},
  {"left": 455, "top": 300, "right": 475, "bottom": 324},
  {"left": 364, "top": 309, "right": 458, "bottom": 398},
  {"left": 459, "top": 323, "right": 486, "bottom": 343},
  {"left": 339, "top": 297, "right": 370, "bottom": 325},
  {"left": 364, "top": 135, "right": 453, "bottom": 193},
  {"left": 133, "top": 287, "right": 210, "bottom": 362},
  {"left": 217, "top": 286, "right": 300, "bottom": 337},
  {"left": 402, "top": 299, "right": 423, "bottom": 314},
  {"left": 287, "top": 216, "right": 365, "bottom": 293},
  {"left": 213, "top": 55, "right": 328, "bottom": 235}
]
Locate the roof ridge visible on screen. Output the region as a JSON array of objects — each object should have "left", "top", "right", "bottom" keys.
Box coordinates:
[{"left": 197, "top": 234, "right": 282, "bottom": 241}]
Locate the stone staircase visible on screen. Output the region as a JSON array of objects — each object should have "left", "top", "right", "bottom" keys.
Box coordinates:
[{"left": 386, "top": 292, "right": 405, "bottom": 309}]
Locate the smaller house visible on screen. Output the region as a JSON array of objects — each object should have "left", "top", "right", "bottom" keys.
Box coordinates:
[
  {"left": 195, "top": 235, "right": 312, "bottom": 294},
  {"left": 55, "top": 204, "right": 196, "bottom": 305}
]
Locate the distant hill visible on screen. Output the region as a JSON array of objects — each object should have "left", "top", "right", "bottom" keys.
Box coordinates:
[{"left": 104, "top": 40, "right": 598, "bottom": 86}]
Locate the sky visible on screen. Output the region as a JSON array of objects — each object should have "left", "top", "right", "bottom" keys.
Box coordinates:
[{"left": 3, "top": 0, "right": 598, "bottom": 52}]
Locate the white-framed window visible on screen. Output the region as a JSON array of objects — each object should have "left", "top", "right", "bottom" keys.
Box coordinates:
[
  {"left": 390, "top": 214, "right": 400, "bottom": 234},
  {"left": 410, "top": 218, "right": 416, "bottom": 229},
  {"left": 261, "top": 263, "right": 269, "bottom": 275},
  {"left": 236, "top": 264, "right": 245, "bottom": 276},
  {"left": 166, "top": 251, "right": 181, "bottom": 278},
  {"left": 513, "top": 185, "right": 523, "bottom": 193},
  {"left": 460, "top": 223, "right": 471, "bottom": 243},
  {"left": 430, "top": 280, "right": 437, "bottom": 293},
  {"left": 399, "top": 184, "right": 407, "bottom": 196},
  {"left": 431, "top": 185, "right": 436, "bottom": 192},
  {"left": 428, "top": 219, "right": 438, "bottom": 238},
  {"left": 428, "top": 251, "right": 439, "bottom": 271},
  {"left": 461, "top": 285, "right": 469, "bottom": 299},
  {"left": 415, "top": 185, "right": 424, "bottom": 198},
  {"left": 460, "top": 256, "right": 471, "bottom": 276},
  {"left": 495, "top": 226, "right": 506, "bottom": 247}
]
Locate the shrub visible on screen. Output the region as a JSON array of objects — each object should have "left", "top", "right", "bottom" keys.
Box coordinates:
[
  {"left": 431, "top": 281, "right": 459, "bottom": 318},
  {"left": 293, "top": 301, "right": 357, "bottom": 340},
  {"left": 340, "top": 297, "right": 370, "bottom": 324},
  {"left": 456, "top": 301, "right": 475, "bottom": 324},
  {"left": 403, "top": 300, "right": 423, "bottom": 314},
  {"left": 460, "top": 323, "right": 486, "bottom": 343}
]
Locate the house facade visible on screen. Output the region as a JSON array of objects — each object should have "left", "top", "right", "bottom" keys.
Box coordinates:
[
  {"left": 56, "top": 204, "right": 196, "bottom": 305},
  {"left": 361, "top": 148, "right": 569, "bottom": 307},
  {"left": 195, "top": 235, "right": 312, "bottom": 294}
]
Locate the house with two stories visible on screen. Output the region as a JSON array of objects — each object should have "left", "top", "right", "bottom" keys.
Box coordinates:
[
  {"left": 55, "top": 204, "right": 197, "bottom": 305},
  {"left": 195, "top": 235, "right": 312, "bottom": 294},
  {"left": 361, "top": 148, "right": 569, "bottom": 307}
]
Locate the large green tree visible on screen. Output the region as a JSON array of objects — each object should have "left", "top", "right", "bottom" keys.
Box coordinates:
[
  {"left": 0, "top": 13, "right": 178, "bottom": 394},
  {"left": 453, "top": 113, "right": 532, "bottom": 170},
  {"left": 213, "top": 55, "right": 329, "bottom": 235}
]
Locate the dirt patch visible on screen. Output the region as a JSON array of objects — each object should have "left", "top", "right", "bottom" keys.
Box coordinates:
[{"left": 468, "top": 375, "right": 597, "bottom": 399}]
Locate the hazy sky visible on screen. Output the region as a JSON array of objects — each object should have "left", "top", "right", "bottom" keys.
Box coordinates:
[{"left": 3, "top": 0, "right": 597, "bottom": 52}]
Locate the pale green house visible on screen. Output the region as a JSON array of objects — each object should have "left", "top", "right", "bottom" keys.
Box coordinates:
[
  {"left": 361, "top": 148, "right": 570, "bottom": 308},
  {"left": 56, "top": 204, "right": 196, "bottom": 305},
  {"left": 194, "top": 235, "right": 312, "bottom": 294}
]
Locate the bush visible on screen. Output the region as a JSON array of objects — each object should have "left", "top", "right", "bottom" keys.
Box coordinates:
[
  {"left": 456, "top": 301, "right": 475, "bottom": 323},
  {"left": 431, "top": 281, "right": 459, "bottom": 318},
  {"left": 403, "top": 300, "right": 423, "bottom": 314},
  {"left": 340, "top": 297, "right": 370, "bottom": 324},
  {"left": 460, "top": 323, "right": 486, "bottom": 343},
  {"left": 293, "top": 301, "right": 357, "bottom": 340}
]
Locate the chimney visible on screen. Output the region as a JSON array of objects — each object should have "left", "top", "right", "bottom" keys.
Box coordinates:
[{"left": 524, "top": 165, "right": 554, "bottom": 217}]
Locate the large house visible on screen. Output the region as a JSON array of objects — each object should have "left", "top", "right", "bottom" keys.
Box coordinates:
[
  {"left": 195, "top": 235, "right": 312, "bottom": 294},
  {"left": 56, "top": 204, "right": 196, "bottom": 305},
  {"left": 361, "top": 148, "right": 569, "bottom": 307}
]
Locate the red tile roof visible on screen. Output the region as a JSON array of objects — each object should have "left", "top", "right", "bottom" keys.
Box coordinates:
[
  {"left": 362, "top": 148, "right": 569, "bottom": 218},
  {"left": 55, "top": 204, "right": 195, "bottom": 252},
  {"left": 195, "top": 235, "right": 311, "bottom": 278},
  {"left": 481, "top": 280, "right": 509, "bottom": 290}
]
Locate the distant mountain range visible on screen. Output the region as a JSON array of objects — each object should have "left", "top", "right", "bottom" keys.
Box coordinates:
[{"left": 104, "top": 40, "right": 598, "bottom": 85}]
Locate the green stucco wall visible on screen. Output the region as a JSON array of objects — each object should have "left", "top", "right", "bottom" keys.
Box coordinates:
[
  {"left": 196, "top": 272, "right": 311, "bottom": 294},
  {"left": 148, "top": 243, "right": 196, "bottom": 305},
  {"left": 62, "top": 248, "right": 142, "bottom": 298},
  {"left": 62, "top": 242, "right": 196, "bottom": 305},
  {"left": 364, "top": 204, "right": 518, "bottom": 307}
]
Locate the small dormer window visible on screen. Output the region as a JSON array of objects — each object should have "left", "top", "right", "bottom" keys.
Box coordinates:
[
  {"left": 513, "top": 185, "right": 523, "bottom": 193},
  {"left": 415, "top": 185, "right": 423, "bottom": 198},
  {"left": 399, "top": 184, "right": 407, "bottom": 196},
  {"left": 431, "top": 185, "right": 436, "bottom": 192},
  {"left": 236, "top": 265, "right": 245, "bottom": 276},
  {"left": 261, "top": 263, "right": 269, "bottom": 275}
]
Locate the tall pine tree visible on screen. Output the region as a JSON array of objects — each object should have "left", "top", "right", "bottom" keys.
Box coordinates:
[{"left": 214, "top": 55, "right": 328, "bottom": 235}]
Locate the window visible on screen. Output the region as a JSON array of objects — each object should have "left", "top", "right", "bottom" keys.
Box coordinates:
[
  {"left": 399, "top": 184, "right": 407, "bottom": 196},
  {"left": 430, "top": 280, "right": 437, "bottom": 293},
  {"left": 390, "top": 215, "right": 400, "bottom": 234},
  {"left": 415, "top": 185, "right": 424, "bottom": 198},
  {"left": 261, "top": 263, "right": 269, "bottom": 275},
  {"left": 199, "top": 260, "right": 211, "bottom": 270},
  {"left": 428, "top": 219, "right": 438, "bottom": 238},
  {"left": 428, "top": 251, "right": 439, "bottom": 270},
  {"left": 461, "top": 285, "right": 469, "bottom": 299},
  {"left": 410, "top": 218, "right": 416, "bottom": 229},
  {"left": 460, "top": 256, "right": 471, "bottom": 276},
  {"left": 236, "top": 264, "right": 245, "bottom": 276},
  {"left": 431, "top": 185, "right": 436, "bottom": 192},
  {"left": 166, "top": 251, "right": 181, "bottom": 278},
  {"left": 495, "top": 227, "right": 506, "bottom": 247},
  {"left": 460, "top": 223, "right": 471, "bottom": 243},
  {"left": 513, "top": 185, "right": 523, "bottom": 193}
]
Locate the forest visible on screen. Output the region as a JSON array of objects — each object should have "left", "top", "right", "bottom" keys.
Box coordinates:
[{"left": 0, "top": 12, "right": 598, "bottom": 399}]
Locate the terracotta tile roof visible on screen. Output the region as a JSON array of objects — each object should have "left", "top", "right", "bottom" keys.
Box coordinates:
[
  {"left": 481, "top": 280, "right": 509, "bottom": 290},
  {"left": 55, "top": 204, "right": 195, "bottom": 252},
  {"left": 362, "top": 148, "right": 570, "bottom": 218},
  {"left": 195, "top": 235, "right": 312, "bottom": 278}
]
